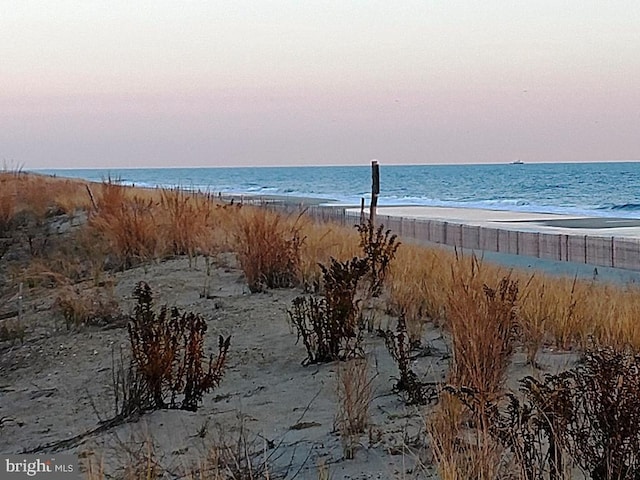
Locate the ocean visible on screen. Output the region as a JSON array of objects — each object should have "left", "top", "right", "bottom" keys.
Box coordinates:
[{"left": 36, "top": 162, "right": 640, "bottom": 219}]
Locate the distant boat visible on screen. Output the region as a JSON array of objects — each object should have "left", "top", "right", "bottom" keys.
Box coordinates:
[{"left": 510, "top": 159, "right": 524, "bottom": 165}]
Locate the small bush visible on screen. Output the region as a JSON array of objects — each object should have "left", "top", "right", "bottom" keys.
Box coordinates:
[
  {"left": 355, "top": 220, "right": 400, "bottom": 297},
  {"left": 128, "top": 282, "right": 231, "bottom": 412},
  {"left": 288, "top": 257, "right": 368, "bottom": 364},
  {"left": 235, "top": 208, "right": 305, "bottom": 292},
  {"left": 553, "top": 346, "right": 640, "bottom": 480},
  {"left": 383, "top": 315, "right": 434, "bottom": 405},
  {"left": 443, "top": 345, "right": 640, "bottom": 480}
]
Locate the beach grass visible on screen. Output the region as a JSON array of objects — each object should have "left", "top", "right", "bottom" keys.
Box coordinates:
[
  {"left": 4, "top": 171, "right": 640, "bottom": 350},
  {"left": 4, "top": 171, "right": 640, "bottom": 477}
]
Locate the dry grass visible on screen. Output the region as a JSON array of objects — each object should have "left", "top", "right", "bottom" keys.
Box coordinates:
[
  {"left": 1, "top": 172, "right": 91, "bottom": 220},
  {"left": 8, "top": 173, "right": 640, "bottom": 479},
  {"left": 0, "top": 176, "right": 16, "bottom": 232},
  {"left": 159, "top": 188, "right": 212, "bottom": 262},
  {"left": 6, "top": 172, "right": 640, "bottom": 355},
  {"left": 53, "top": 286, "right": 123, "bottom": 330},
  {"left": 5, "top": 172, "right": 640, "bottom": 354},
  {"left": 427, "top": 392, "right": 506, "bottom": 480},
  {"left": 445, "top": 255, "right": 519, "bottom": 405},
  {"left": 335, "top": 358, "right": 374, "bottom": 459},
  {"left": 234, "top": 208, "right": 305, "bottom": 292},
  {"left": 298, "top": 221, "right": 361, "bottom": 289},
  {"left": 90, "top": 188, "right": 162, "bottom": 268}
]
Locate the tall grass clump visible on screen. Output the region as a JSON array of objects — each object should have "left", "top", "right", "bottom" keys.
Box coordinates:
[
  {"left": 0, "top": 176, "right": 16, "bottom": 235},
  {"left": 159, "top": 188, "right": 211, "bottom": 263},
  {"left": 428, "top": 391, "right": 505, "bottom": 480},
  {"left": 90, "top": 182, "right": 162, "bottom": 268},
  {"left": 446, "top": 255, "right": 519, "bottom": 405},
  {"left": 388, "top": 244, "right": 453, "bottom": 344},
  {"left": 335, "top": 357, "right": 374, "bottom": 459},
  {"left": 235, "top": 208, "right": 305, "bottom": 292}
]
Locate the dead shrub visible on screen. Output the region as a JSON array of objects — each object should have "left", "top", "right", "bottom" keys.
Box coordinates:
[
  {"left": 189, "top": 418, "right": 275, "bottom": 480},
  {"left": 234, "top": 208, "right": 305, "bottom": 292},
  {"left": 355, "top": 219, "right": 400, "bottom": 297},
  {"left": 442, "top": 345, "right": 640, "bottom": 480},
  {"left": 288, "top": 257, "right": 368, "bottom": 364},
  {"left": 552, "top": 346, "right": 640, "bottom": 480},
  {"left": 128, "top": 282, "right": 231, "bottom": 411},
  {"left": 383, "top": 315, "right": 434, "bottom": 405},
  {"left": 111, "top": 346, "right": 151, "bottom": 420}
]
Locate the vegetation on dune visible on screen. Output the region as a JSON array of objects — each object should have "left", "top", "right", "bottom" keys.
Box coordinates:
[{"left": 5, "top": 172, "right": 640, "bottom": 478}]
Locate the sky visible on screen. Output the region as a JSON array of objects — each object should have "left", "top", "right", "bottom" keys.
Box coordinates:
[{"left": 1, "top": 1, "right": 639, "bottom": 169}]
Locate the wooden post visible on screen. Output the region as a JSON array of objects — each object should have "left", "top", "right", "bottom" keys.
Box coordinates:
[
  {"left": 370, "top": 160, "right": 379, "bottom": 225},
  {"left": 360, "top": 197, "right": 365, "bottom": 224}
]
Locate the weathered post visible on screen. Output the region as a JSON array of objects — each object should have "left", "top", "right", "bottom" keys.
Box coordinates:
[{"left": 370, "top": 160, "right": 380, "bottom": 225}]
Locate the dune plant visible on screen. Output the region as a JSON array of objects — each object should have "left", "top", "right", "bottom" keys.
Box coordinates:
[
  {"left": 427, "top": 391, "right": 506, "bottom": 480},
  {"left": 90, "top": 188, "right": 161, "bottom": 269},
  {"left": 127, "top": 282, "right": 231, "bottom": 412},
  {"left": 383, "top": 314, "right": 433, "bottom": 405},
  {"left": 159, "top": 188, "right": 212, "bottom": 264},
  {"left": 355, "top": 219, "right": 400, "bottom": 297},
  {"left": 441, "top": 344, "right": 640, "bottom": 480},
  {"left": 0, "top": 179, "right": 15, "bottom": 236},
  {"left": 288, "top": 257, "right": 369, "bottom": 364},
  {"left": 335, "top": 357, "right": 374, "bottom": 459},
  {"left": 235, "top": 208, "right": 305, "bottom": 292},
  {"left": 446, "top": 256, "right": 519, "bottom": 409},
  {"left": 0, "top": 318, "right": 26, "bottom": 345},
  {"left": 519, "top": 278, "right": 556, "bottom": 367},
  {"left": 54, "top": 287, "right": 124, "bottom": 330},
  {"left": 552, "top": 346, "right": 640, "bottom": 480}
]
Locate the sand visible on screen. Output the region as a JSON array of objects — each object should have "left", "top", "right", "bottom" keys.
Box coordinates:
[
  {"left": 0, "top": 196, "right": 608, "bottom": 478},
  {"left": 0, "top": 254, "right": 579, "bottom": 479},
  {"left": 348, "top": 205, "right": 640, "bottom": 238}
]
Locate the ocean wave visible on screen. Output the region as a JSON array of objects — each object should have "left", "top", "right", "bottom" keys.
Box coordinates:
[
  {"left": 597, "top": 203, "right": 640, "bottom": 212},
  {"left": 33, "top": 163, "right": 640, "bottom": 221}
]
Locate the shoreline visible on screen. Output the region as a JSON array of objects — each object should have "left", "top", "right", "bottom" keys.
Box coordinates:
[{"left": 351, "top": 205, "right": 640, "bottom": 239}]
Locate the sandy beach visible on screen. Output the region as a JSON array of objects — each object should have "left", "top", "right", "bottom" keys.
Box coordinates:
[
  {"left": 2, "top": 176, "right": 639, "bottom": 479},
  {"left": 348, "top": 205, "right": 640, "bottom": 238}
]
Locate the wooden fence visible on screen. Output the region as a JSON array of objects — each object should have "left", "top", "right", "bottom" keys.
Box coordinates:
[{"left": 260, "top": 202, "right": 640, "bottom": 272}]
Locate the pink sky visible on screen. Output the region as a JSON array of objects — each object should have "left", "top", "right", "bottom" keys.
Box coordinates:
[{"left": 1, "top": 1, "right": 639, "bottom": 168}]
